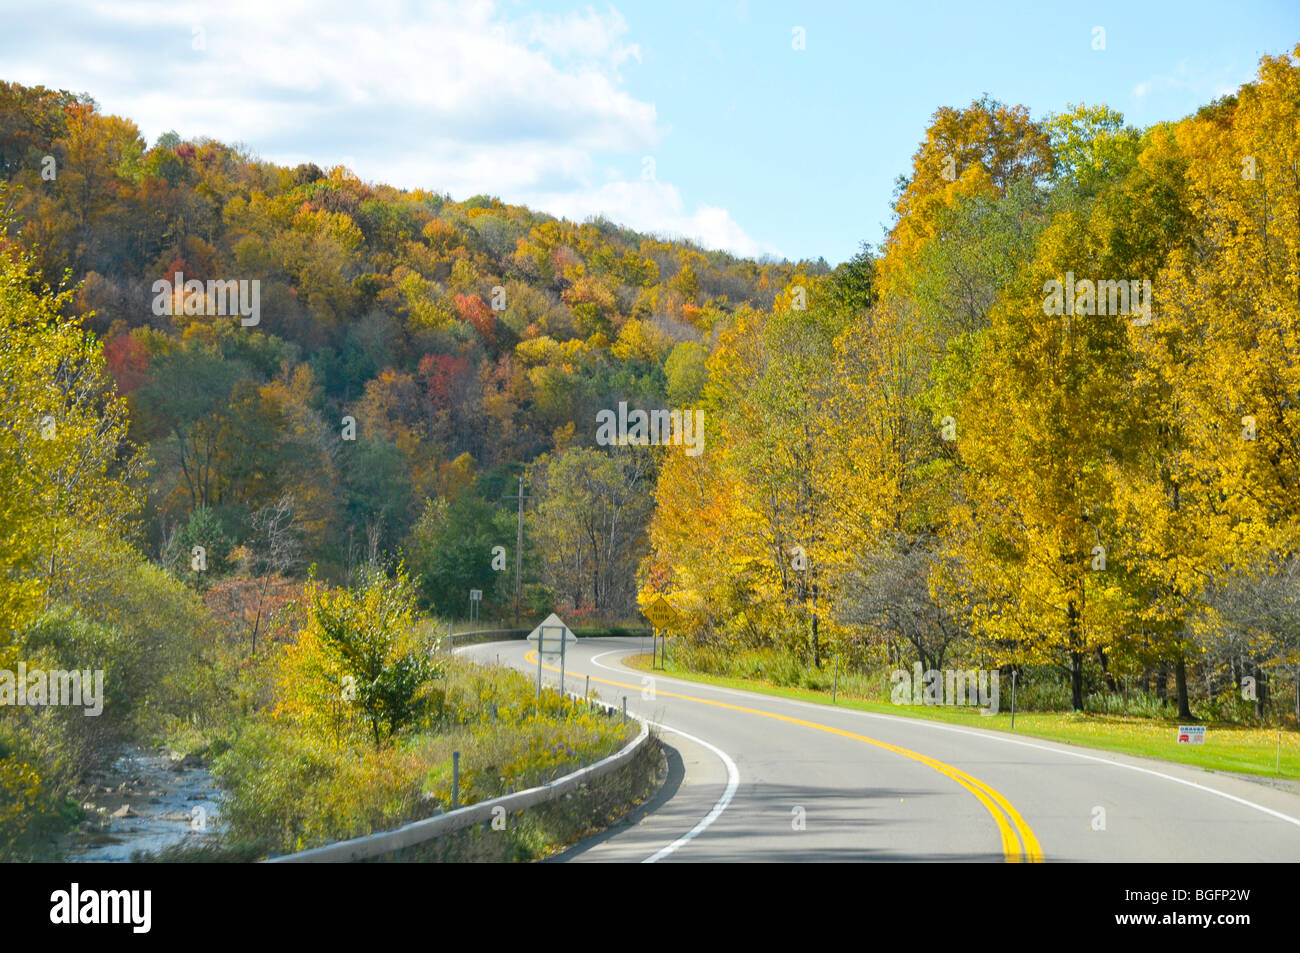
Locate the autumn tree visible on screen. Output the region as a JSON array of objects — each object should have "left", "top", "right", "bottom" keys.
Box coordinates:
[
  {"left": 405, "top": 492, "right": 510, "bottom": 617},
  {"left": 278, "top": 566, "right": 439, "bottom": 749},
  {"left": 882, "top": 95, "right": 1054, "bottom": 289},
  {"left": 0, "top": 213, "right": 143, "bottom": 642},
  {"left": 1121, "top": 50, "right": 1300, "bottom": 715},
  {"left": 531, "top": 446, "right": 654, "bottom": 615}
]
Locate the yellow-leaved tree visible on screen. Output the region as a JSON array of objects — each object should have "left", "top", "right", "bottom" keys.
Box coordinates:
[
  {"left": 0, "top": 209, "right": 143, "bottom": 654},
  {"left": 1124, "top": 49, "right": 1300, "bottom": 713},
  {"left": 275, "top": 566, "right": 441, "bottom": 749},
  {"left": 937, "top": 196, "right": 1145, "bottom": 709}
]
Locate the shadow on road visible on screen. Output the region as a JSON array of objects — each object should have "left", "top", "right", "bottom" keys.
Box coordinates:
[{"left": 546, "top": 734, "right": 685, "bottom": 862}]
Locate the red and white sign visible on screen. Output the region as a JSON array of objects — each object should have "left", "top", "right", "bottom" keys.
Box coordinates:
[{"left": 1177, "top": 725, "right": 1206, "bottom": 745}]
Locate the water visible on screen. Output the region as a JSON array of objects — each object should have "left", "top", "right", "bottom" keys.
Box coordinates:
[{"left": 63, "top": 745, "right": 224, "bottom": 862}]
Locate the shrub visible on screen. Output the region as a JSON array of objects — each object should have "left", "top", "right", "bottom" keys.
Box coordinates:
[{"left": 275, "top": 565, "right": 442, "bottom": 748}]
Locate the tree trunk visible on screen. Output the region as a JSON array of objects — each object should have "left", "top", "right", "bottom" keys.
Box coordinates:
[
  {"left": 1067, "top": 596, "right": 1084, "bottom": 711},
  {"left": 1156, "top": 662, "right": 1168, "bottom": 704},
  {"left": 250, "top": 605, "right": 262, "bottom": 655},
  {"left": 1174, "top": 655, "right": 1192, "bottom": 720},
  {"left": 1070, "top": 651, "right": 1084, "bottom": 711},
  {"left": 1097, "top": 647, "right": 1117, "bottom": 692}
]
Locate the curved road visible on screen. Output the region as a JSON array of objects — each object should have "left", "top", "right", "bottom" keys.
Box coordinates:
[{"left": 458, "top": 638, "right": 1300, "bottom": 862}]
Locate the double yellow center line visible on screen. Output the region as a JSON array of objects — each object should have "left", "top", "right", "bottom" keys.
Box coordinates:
[{"left": 525, "top": 650, "right": 1043, "bottom": 863}]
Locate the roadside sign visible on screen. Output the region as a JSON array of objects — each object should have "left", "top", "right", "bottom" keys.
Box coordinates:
[
  {"left": 469, "top": 589, "right": 482, "bottom": 601},
  {"left": 526, "top": 613, "right": 576, "bottom": 657},
  {"left": 1177, "top": 725, "right": 1206, "bottom": 745},
  {"left": 643, "top": 595, "right": 680, "bottom": 672},
  {"left": 526, "top": 613, "right": 576, "bottom": 697},
  {"left": 643, "top": 594, "right": 679, "bottom": 631}
]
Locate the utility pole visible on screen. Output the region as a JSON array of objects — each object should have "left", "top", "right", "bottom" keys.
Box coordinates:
[{"left": 504, "top": 474, "right": 531, "bottom": 625}]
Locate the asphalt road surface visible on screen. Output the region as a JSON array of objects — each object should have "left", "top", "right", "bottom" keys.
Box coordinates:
[{"left": 457, "top": 637, "right": 1300, "bottom": 862}]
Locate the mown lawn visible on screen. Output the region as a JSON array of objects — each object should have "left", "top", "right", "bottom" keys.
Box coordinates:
[{"left": 624, "top": 653, "right": 1300, "bottom": 781}]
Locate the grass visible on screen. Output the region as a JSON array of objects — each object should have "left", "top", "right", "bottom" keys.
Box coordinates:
[
  {"left": 380, "top": 732, "right": 666, "bottom": 862},
  {"left": 151, "top": 729, "right": 666, "bottom": 864},
  {"left": 158, "top": 655, "right": 645, "bottom": 860},
  {"left": 625, "top": 653, "right": 1300, "bottom": 782}
]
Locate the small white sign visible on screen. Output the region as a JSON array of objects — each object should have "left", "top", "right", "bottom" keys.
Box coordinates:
[
  {"left": 527, "top": 613, "right": 577, "bottom": 656},
  {"left": 1177, "top": 725, "right": 1206, "bottom": 745},
  {"left": 469, "top": 589, "right": 482, "bottom": 601}
]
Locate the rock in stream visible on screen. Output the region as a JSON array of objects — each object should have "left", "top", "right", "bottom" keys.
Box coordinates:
[{"left": 62, "top": 745, "right": 224, "bottom": 862}]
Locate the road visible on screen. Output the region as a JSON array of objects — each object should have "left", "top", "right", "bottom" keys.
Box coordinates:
[{"left": 457, "top": 637, "right": 1300, "bottom": 862}]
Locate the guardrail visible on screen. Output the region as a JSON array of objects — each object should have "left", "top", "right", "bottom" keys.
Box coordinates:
[
  {"left": 264, "top": 694, "right": 647, "bottom": 863},
  {"left": 441, "top": 627, "right": 652, "bottom": 641},
  {"left": 440, "top": 628, "right": 530, "bottom": 650},
  {"left": 437, "top": 628, "right": 653, "bottom": 654}
]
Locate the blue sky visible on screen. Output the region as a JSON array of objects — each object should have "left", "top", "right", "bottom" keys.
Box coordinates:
[{"left": 1, "top": 1, "right": 1296, "bottom": 263}]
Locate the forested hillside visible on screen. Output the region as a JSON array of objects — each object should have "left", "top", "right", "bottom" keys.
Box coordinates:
[{"left": 1, "top": 78, "right": 836, "bottom": 616}]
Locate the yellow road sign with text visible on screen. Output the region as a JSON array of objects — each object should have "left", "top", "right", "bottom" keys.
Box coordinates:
[{"left": 643, "top": 595, "right": 680, "bottom": 632}]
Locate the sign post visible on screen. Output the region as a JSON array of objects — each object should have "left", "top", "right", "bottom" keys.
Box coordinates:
[
  {"left": 558, "top": 622, "right": 566, "bottom": 694},
  {"left": 526, "top": 613, "right": 576, "bottom": 699},
  {"left": 643, "top": 595, "right": 680, "bottom": 671},
  {"left": 469, "top": 589, "right": 482, "bottom": 627}
]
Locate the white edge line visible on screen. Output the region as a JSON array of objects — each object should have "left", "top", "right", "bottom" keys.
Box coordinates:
[
  {"left": 641, "top": 723, "right": 739, "bottom": 864},
  {"left": 588, "top": 649, "right": 1300, "bottom": 831},
  {"left": 456, "top": 641, "right": 741, "bottom": 862}
]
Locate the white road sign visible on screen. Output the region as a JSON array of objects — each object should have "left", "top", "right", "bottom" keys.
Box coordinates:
[{"left": 526, "top": 612, "right": 576, "bottom": 656}]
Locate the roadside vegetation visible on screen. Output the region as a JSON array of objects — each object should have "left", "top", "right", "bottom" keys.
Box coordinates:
[
  {"left": 210, "top": 651, "right": 642, "bottom": 858},
  {"left": 639, "top": 49, "right": 1300, "bottom": 739},
  {"left": 628, "top": 649, "right": 1300, "bottom": 781}
]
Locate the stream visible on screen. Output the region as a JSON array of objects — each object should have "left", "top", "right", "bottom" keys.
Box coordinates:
[{"left": 62, "top": 745, "right": 225, "bottom": 862}]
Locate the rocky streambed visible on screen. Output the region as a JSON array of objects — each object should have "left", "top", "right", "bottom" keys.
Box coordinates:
[{"left": 61, "top": 745, "right": 225, "bottom": 862}]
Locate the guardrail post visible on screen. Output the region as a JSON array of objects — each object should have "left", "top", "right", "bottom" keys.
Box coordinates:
[
  {"left": 452, "top": 751, "right": 460, "bottom": 810},
  {"left": 585, "top": 674, "right": 590, "bottom": 698},
  {"left": 622, "top": 696, "right": 627, "bottom": 722},
  {"left": 262, "top": 713, "right": 650, "bottom": 863}
]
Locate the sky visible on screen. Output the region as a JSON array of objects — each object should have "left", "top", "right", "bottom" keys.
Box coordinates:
[{"left": 1, "top": 0, "right": 1297, "bottom": 264}]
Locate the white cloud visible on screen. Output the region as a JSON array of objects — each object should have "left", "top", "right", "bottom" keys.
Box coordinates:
[
  {"left": 523, "top": 178, "right": 781, "bottom": 259},
  {"left": 0, "top": 0, "right": 772, "bottom": 258},
  {"left": 1131, "top": 59, "right": 1247, "bottom": 105},
  {"left": 525, "top": 5, "right": 642, "bottom": 69}
]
